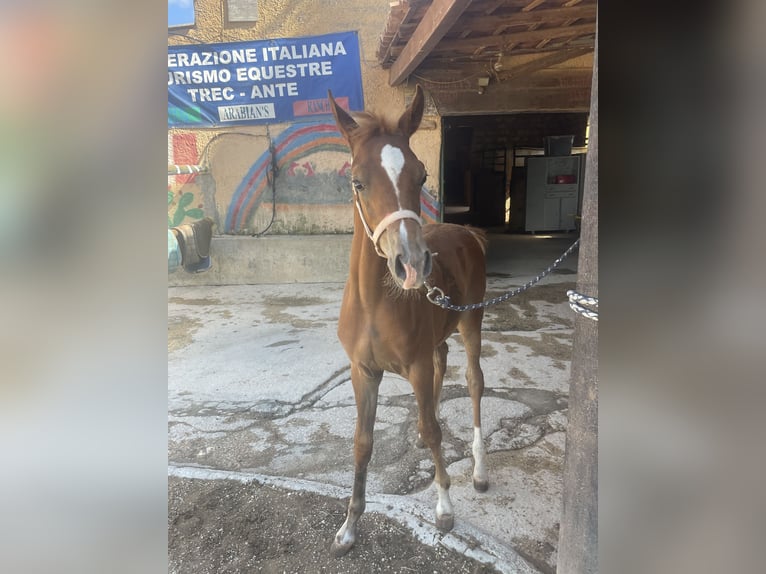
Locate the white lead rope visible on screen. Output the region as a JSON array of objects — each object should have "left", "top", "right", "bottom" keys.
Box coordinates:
[{"left": 567, "top": 290, "right": 599, "bottom": 321}]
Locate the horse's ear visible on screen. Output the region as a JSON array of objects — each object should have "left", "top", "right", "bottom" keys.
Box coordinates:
[
  {"left": 398, "top": 84, "right": 424, "bottom": 139},
  {"left": 328, "top": 90, "right": 359, "bottom": 144}
]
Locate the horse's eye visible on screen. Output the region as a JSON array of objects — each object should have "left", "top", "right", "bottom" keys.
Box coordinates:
[{"left": 352, "top": 179, "right": 365, "bottom": 192}]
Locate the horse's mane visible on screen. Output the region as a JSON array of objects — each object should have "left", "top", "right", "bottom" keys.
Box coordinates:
[{"left": 348, "top": 111, "right": 403, "bottom": 144}]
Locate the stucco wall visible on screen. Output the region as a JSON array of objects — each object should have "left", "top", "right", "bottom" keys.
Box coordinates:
[{"left": 168, "top": 0, "right": 442, "bottom": 234}]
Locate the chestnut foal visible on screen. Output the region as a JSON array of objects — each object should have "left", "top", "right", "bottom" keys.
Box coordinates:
[{"left": 329, "top": 86, "right": 489, "bottom": 557}]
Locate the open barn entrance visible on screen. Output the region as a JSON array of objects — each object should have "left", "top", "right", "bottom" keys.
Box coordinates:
[{"left": 441, "top": 113, "right": 589, "bottom": 232}]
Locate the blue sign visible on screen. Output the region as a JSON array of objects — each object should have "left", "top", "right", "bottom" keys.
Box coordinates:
[{"left": 168, "top": 31, "right": 364, "bottom": 127}]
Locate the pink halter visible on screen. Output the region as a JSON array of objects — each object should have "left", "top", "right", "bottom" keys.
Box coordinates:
[{"left": 352, "top": 189, "right": 422, "bottom": 257}]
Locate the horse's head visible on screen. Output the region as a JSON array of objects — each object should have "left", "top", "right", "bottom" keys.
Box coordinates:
[{"left": 328, "top": 85, "right": 432, "bottom": 290}]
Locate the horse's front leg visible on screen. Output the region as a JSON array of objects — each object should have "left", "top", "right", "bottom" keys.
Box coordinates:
[
  {"left": 411, "top": 358, "right": 454, "bottom": 532},
  {"left": 416, "top": 341, "right": 447, "bottom": 449},
  {"left": 459, "top": 312, "right": 489, "bottom": 492},
  {"left": 331, "top": 363, "right": 382, "bottom": 557}
]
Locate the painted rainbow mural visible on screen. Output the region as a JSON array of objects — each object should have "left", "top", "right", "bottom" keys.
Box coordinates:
[
  {"left": 420, "top": 186, "right": 439, "bottom": 225},
  {"left": 225, "top": 122, "right": 348, "bottom": 232},
  {"left": 225, "top": 120, "right": 441, "bottom": 232}
]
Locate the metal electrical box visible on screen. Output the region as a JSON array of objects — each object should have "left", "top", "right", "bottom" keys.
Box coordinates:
[{"left": 525, "top": 155, "right": 584, "bottom": 232}]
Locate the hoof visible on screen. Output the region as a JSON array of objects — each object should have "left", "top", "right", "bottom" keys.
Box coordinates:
[
  {"left": 473, "top": 477, "right": 489, "bottom": 492},
  {"left": 330, "top": 540, "right": 354, "bottom": 558},
  {"left": 435, "top": 513, "right": 454, "bottom": 532}
]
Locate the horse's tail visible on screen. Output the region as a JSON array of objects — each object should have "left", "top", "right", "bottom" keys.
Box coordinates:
[{"left": 466, "top": 226, "right": 488, "bottom": 255}]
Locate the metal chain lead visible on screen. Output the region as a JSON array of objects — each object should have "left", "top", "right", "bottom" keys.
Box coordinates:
[{"left": 425, "top": 238, "right": 581, "bottom": 312}]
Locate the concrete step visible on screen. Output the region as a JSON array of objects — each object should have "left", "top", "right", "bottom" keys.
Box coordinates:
[
  {"left": 168, "top": 232, "right": 579, "bottom": 286},
  {"left": 169, "top": 235, "right": 352, "bottom": 286}
]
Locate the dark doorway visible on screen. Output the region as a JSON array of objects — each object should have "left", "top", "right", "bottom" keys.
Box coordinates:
[{"left": 441, "top": 113, "right": 589, "bottom": 231}]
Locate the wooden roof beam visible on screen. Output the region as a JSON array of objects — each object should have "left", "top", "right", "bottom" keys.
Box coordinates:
[
  {"left": 377, "top": 1, "right": 422, "bottom": 65},
  {"left": 431, "top": 22, "right": 595, "bottom": 54},
  {"left": 493, "top": 45, "right": 592, "bottom": 79},
  {"left": 388, "top": 0, "right": 474, "bottom": 86},
  {"left": 484, "top": 1, "right": 507, "bottom": 15},
  {"left": 418, "top": 42, "right": 583, "bottom": 67},
  {"left": 522, "top": 0, "right": 547, "bottom": 11},
  {"left": 461, "top": 4, "right": 597, "bottom": 32}
]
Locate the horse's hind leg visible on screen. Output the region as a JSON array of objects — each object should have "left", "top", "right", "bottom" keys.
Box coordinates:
[
  {"left": 459, "top": 310, "right": 489, "bottom": 492},
  {"left": 433, "top": 341, "right": 448, "bottom": 419},
  {"left": 331, "top": 364, "right": 382, "bottom": 557}
]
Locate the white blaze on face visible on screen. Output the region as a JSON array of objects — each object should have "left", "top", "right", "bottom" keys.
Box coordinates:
[
  {"left": 399, "top": 218, "right": 409, "bottom": 245},
  {"left": 380, "top": 144, "right": 405, "bottom": 208},
  {"left": 380, "top": 144, "right": 410, "bottom": 247}
]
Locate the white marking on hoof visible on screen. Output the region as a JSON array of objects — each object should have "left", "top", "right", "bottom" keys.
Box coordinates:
[
  {"left": 472, "top": 426, "right": 489, "bottom": 490},
  {"left": 435, "top": 483, "right": 454, "bottom": 531},
  {"left": 331, "top": 519, "right": 355, "bottom": 557}
]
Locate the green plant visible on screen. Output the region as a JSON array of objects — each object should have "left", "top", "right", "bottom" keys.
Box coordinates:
[{"left": 168, "top": 191, "right": 204, "bottom": 227}]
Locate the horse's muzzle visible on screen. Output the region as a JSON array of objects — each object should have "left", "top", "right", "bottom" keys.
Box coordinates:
[
  {"left": 394, "top": 250, "right": 432, "bottom": 289},
  {"left": 378, "top": 215, "right": 431, "bottom": 290}
]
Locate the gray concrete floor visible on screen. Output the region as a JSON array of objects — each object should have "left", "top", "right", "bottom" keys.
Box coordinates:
[
  {"left": 485, "top": 231, "right": 579, "bottom": 277},
  {"left": 168, "top": 231, "right": 579, "bottom": 573}
]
